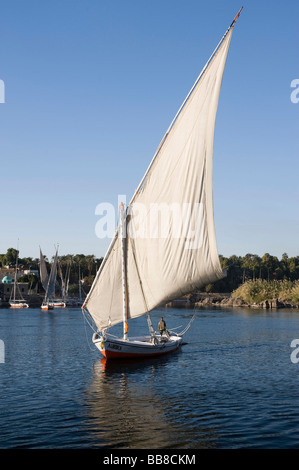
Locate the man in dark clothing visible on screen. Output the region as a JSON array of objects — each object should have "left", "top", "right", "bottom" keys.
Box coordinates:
[{"left": 158, "top": 317, "right": 167, "bottom": 336}]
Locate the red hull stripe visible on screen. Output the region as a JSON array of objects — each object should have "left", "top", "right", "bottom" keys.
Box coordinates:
[{"left": 101, "top": 347, "right": 178, "bottom": 359}]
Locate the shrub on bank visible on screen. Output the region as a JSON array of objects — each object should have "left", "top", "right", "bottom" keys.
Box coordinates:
[{"left": 232, "top": 279, "right": 299, "bottom": 304}]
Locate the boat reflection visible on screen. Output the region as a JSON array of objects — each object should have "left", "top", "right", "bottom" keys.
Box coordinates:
[{"left": 84, "top": 354, "right": 219, "bottom": 449}]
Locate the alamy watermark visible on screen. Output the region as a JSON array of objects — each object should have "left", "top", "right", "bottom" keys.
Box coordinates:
[
  {"left": 290, "top": 339, "right": 299, "bottom": 364},
  {"left": 290, "top": 339, "right": 299, "bottom": 363},
  {"left": 95, "top": 195, "right": 205, "bottom": 250},
  {"left": 0, "top": 79, "right": 5, "bottom": 103},
  {"left": 0, "top": 340, "right": 4, "bottom": 363},
  {"left": 290, "top": 79, "right": 299, "bottom": 104}
]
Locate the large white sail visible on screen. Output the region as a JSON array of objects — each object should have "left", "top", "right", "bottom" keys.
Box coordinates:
[{"left": 85, "top": 27, "right": 234, "bottom": 332}]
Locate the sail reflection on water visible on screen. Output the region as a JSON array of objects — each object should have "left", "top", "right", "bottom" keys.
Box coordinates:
[{"left": 84, "top": 357, "right": 219, "bottom": 448}]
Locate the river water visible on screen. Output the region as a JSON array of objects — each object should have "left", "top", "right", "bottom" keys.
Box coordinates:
[{"left": 0, "top": 306, "right": 299, "bottom": 449}]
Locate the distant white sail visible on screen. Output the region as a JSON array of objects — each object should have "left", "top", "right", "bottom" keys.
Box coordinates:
[
  {"left": 39, "top": 248, "right": 49, "bottom": 292},
  {"left": 46, "top": 250, "right": 58, "bottom": 300},
  {"left": 85, "top": 28, "right": 233, "bottom": 332}
]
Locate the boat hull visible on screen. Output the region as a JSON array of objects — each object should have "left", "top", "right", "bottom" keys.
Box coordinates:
[
  {"left": 41, "top": 304, "right": 54, "bottom": 310},
  {"left": 41, "top": 301, "right": 66, "bottom": 310},
  {"left": 9, "top": 302, "right": 29, "bottom": 308},
  {"left": 93, "top": 333, "right": 183, "bottom": 359}
]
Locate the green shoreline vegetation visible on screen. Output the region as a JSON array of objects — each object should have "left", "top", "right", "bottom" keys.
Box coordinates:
[
  {"left": 202, "top": 253, "right": 299, "bottom": 306},
  {"left": 214, "top": 253, "right": 299, "bottom": 290},
  {"left": 232, "top": 279, "right": 299, "bottom": 304},
  {"left": 185, "top": 252, "right": 299, "bottom": 307}
]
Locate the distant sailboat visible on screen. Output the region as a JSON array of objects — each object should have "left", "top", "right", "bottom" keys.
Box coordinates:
[
  {"left": 40, "top": 248, "right": 56, "bottom": 310},
  {"left": 53, "top": 258, "right": 67, "bottom": 307},
  {"left": 77, "top": 262, "right": 87, "bottom": 305},
  {"left": 40, "top": 248, "right": 66, "bottom": 310},
  {"left": 63, "top": 260, "right": 71, "bottom": 302},
  {"left": 78, "top": 263, "right": 83, "bottom": 304},
  {"left": 64, "top": 261, "right": 86, "bottom": 306},
  {"left": 10, "top": 247, "right": 29, "bottom": 309},
  {"left": 82, "top": 8, "right": 243, "bottom": 359}
]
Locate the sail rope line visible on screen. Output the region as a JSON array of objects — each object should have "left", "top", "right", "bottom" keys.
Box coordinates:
[
  {"left": 128, "top": 215, "right": 155, "bottom": 309},
  {"left": 176, "top": 313, "right": 196, "bottom": 336},
  {"left": 81, "top": 237, "right": 119, "bottom": 338},
  {"left": 128, "top": 234, "right": 156, "bottom": 338},
  {"left": 81, "top": 307, "right": 98, "bottom": 351},
  {"left": 83, "top": 211, "right": 121, "bottom": 328},
  {"left": 107, "top": 240, "right": 120, "bottom": 328},
  {"left": 128, "top": 213, "right": 196, "bottom": 338},
  {"left": 82, "top": 227, "right": 119, "bottom": 308}
]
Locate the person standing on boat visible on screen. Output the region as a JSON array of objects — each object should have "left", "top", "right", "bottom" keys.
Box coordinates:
[{"left": 158, "top": 317, "right": 168, "bottom": 336}]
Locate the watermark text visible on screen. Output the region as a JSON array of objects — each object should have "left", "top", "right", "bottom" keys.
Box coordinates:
[
  {"left": 290, "top": 79, "right": 299, "bottom": 104},
  {"left": 0, "top": 80, "right": 5, "bottom": 103},
  {"left": 290, "top": 339, "right": 299, "bottom": 363},
  {"left": 95, "top": 196, "right": 205, "bottom": 250}
]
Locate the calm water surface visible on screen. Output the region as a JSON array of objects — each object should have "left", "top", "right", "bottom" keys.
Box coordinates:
[{"left": 0, "top": 306, "right": 299, "bottom": 449}]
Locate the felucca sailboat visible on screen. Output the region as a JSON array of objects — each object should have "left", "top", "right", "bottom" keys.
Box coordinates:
[
  {"left": 40, "top": 247, "right": 66, "bottom": 310},
  {"left": 40, "top": 248, "right": 57, "bottom": 310},
  {"left": 82, "top": 8, "right": 243, "bottom": 359},
  {"left": 9, "top": 248, "right": 29, "bottom": 309}
]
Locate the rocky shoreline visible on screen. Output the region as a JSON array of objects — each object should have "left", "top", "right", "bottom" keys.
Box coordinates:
[{"left": 168, "top": 293, "right": 299, "bottom": 310}]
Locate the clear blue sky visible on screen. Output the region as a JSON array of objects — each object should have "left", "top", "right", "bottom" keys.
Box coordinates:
[{"left": 0, "top": 0, "right": 298, "bottom": 261}]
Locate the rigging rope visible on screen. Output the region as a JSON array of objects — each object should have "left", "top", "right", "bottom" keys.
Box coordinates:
[
  {"left": 81, "top": 307, "right": 98, "bottom": 351},
  {"left": 175, "top": 314, "right": 196, "bottom": 336}
]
